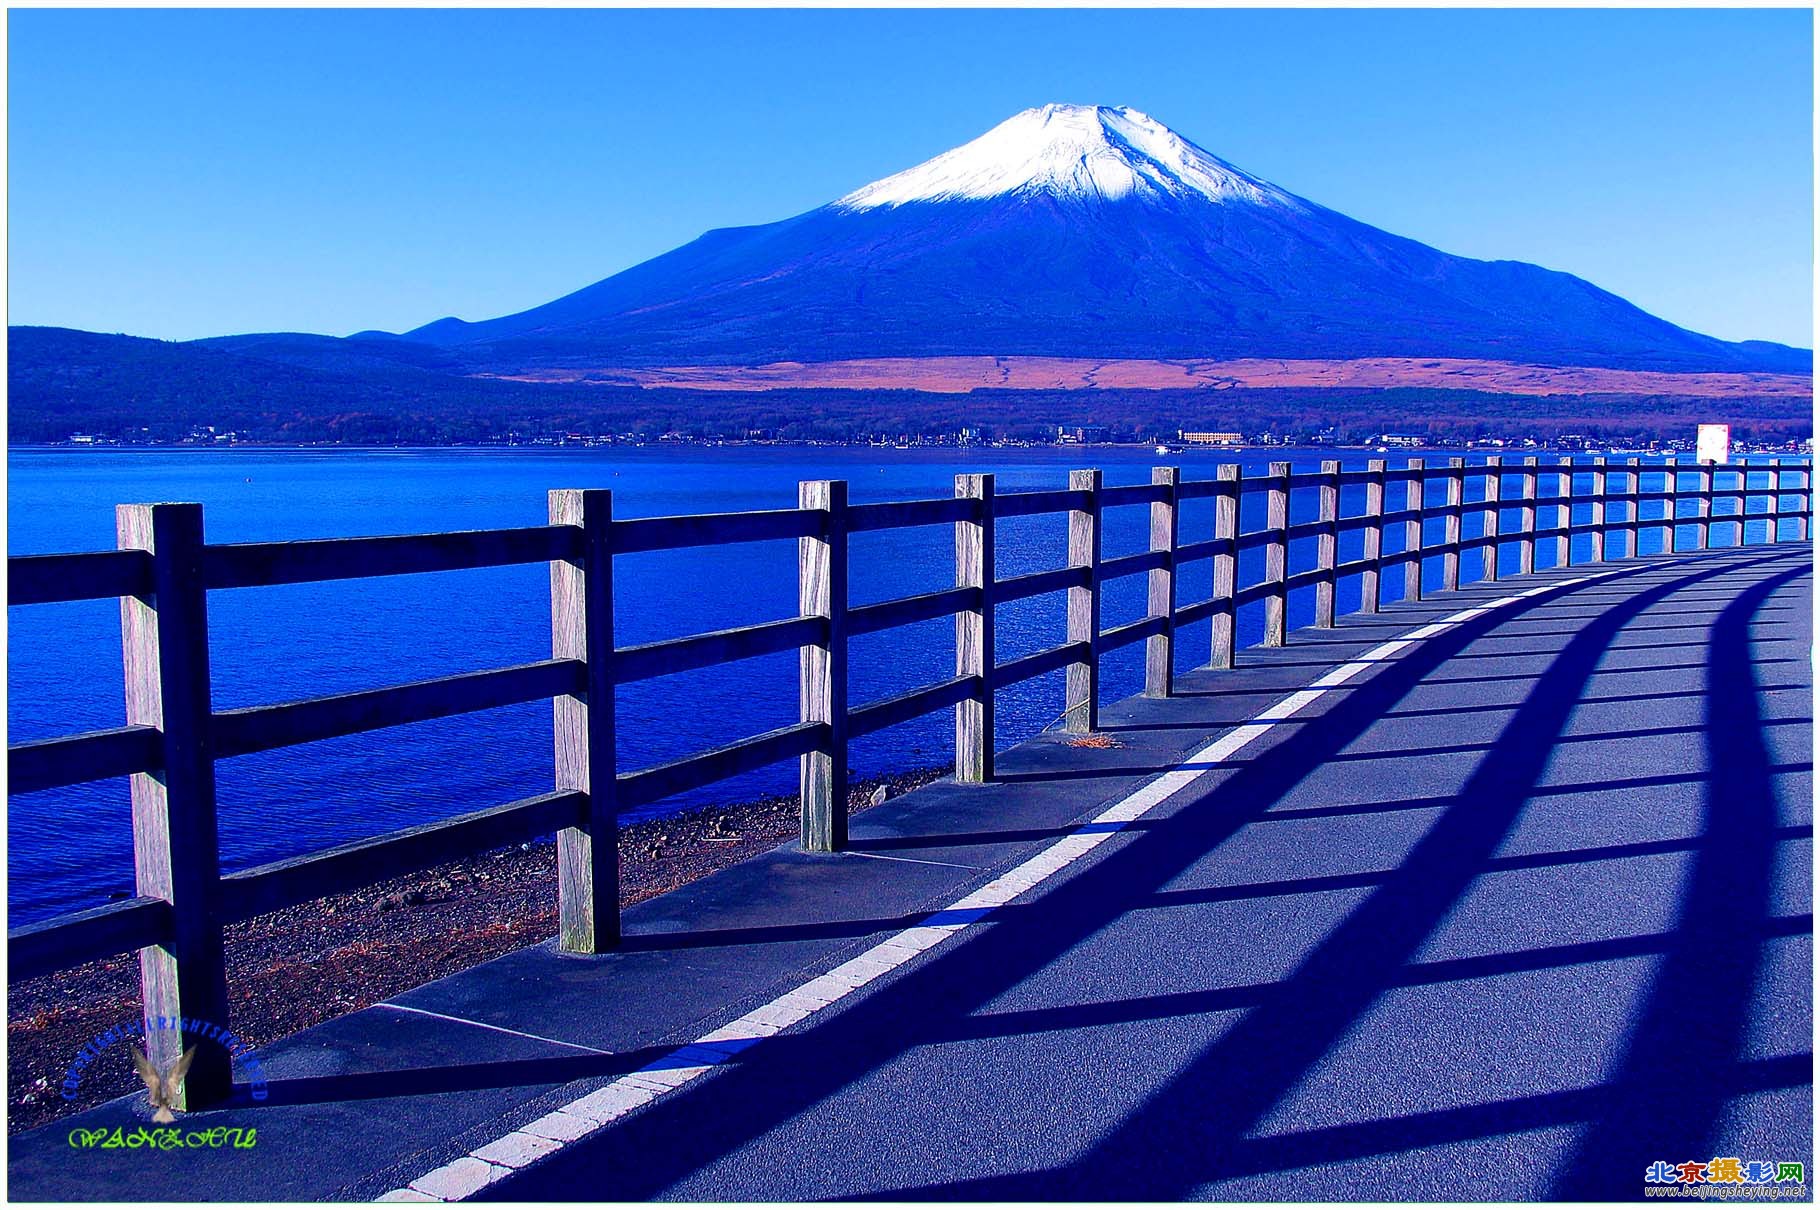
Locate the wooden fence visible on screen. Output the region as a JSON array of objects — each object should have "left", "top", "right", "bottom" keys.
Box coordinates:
[{"left": 6, "top": 454, "right": 1811, "bottom": 1103}]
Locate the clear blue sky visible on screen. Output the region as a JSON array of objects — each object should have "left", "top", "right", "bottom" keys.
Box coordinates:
[{"left": 9, "top": 8, "right": 1813, "bottom": 348}]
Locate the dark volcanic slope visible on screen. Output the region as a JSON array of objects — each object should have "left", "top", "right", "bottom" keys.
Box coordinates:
[
  {"left": 394, "top": 105, "right": 1808, "bottom": 376},
  {"left": 407, "top": 193, "right": 1807, "bottom": 375}
]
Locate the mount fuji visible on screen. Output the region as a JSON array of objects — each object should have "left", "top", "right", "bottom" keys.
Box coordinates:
[
  {"left": 390, "top": 103, "right": 1806, "bottom": 379},
  {"left": 12, "top": 104, "right": 1809, "bottom": 444}
]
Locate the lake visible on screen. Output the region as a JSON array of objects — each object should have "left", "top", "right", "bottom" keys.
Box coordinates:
[{"left": 6, "top": 444, "right": 1776, "bottom": 922}]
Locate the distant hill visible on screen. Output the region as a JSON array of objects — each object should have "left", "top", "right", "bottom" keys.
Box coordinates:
[
  {"left": 6, "top": 326, "right": 617, "bottom": 444},
  {"left": 10, "top": 326, "right": 1811, "bottom": 447}
]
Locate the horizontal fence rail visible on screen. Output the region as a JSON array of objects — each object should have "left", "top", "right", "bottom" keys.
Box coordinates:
[{"left": 6, "top": 454, "right": 1811, "bottom": 1106}]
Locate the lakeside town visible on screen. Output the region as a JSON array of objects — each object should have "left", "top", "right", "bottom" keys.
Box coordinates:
[{"left": 50, "top": 421, "right": 1815, "bottom": 456}]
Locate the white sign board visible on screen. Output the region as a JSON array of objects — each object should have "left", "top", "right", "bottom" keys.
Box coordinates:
[{"left": 1696, "top": 424, "right": 1731, "bottom": 465}]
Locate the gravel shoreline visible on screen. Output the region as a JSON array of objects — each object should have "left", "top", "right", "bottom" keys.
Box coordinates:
[{"left": 6, "top": 766, "right": 948, "bottom": 1135}]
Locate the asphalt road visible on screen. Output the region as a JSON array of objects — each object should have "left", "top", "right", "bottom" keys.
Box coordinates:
[
  {"left": 12, "top": 544, "right": 1808, "bottom": 1202},
  {"left": 483, "top": 544, "right": 1812, "bottom": 1202}
]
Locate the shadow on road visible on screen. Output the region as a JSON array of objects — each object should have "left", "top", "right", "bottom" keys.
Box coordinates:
[{"left": 473, "top": 548, "right": 1809, "bottom": 1200}]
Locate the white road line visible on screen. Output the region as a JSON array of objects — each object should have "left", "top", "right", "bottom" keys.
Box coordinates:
[
  {"left": 382, "top": 570, "right": 1609, "bottom": 1202},
  {"left": 379, "top": 1002, "right": 617, "bottom": 1057},
  {"left": 843, "top": 849, "right": 979, "bottom": 870}
]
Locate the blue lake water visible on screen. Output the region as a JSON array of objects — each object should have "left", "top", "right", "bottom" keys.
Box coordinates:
[{"left": 7, "top": 445, "right": 1789, "bottom": 922}]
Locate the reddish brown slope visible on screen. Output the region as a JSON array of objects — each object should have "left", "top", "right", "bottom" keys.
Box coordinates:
[{"left": 481, "top": 356, "right": 1811, "bottom": 399}]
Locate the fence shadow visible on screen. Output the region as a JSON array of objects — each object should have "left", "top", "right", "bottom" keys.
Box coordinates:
[
  {"left": 1550, "top": 559, "right": 1812, "bottom": 1199},
  {"left": 475, "top": 550, "right": 1806, "bottom": 1200}
]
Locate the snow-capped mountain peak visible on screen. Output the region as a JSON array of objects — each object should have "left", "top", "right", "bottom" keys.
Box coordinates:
[
  {"left": 834, "top": 103, "right": 1302, "bottom": 211},
  {"left": 392, "top": 102, "right": 1807, "bottom": 380}
]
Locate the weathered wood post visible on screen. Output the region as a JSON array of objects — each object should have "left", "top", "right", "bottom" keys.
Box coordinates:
[
  {"left": 1555, "top": 458, "right": 1575, "bottom": 568},
  {"left": 1588, "top": 457, "right": 1608, "bottom": 563},
  {"left": 118, "top": 502, "right": 232, "bottom": 1108},
  {"left": 1360, "top": 459, "right": 1386, "bottom": 612},
  {"left": 1209, "top": 464, "right": 1240, "bottom": 670},
  {"left": 550, "top": 489, "right": 618, "bottom": 953},
  {"left": 954, "top": 474, "right": 995, "bottom": 783},
  {"left": 1064, "top": 469, "right": 1102, "bottom": 733},
  {"left": 1146, "top": 466, "right": 1180, "bottom": 696},
  {"left": 1737, "top": 464, "right": 1752, "bottom": 545},
  {"left": 1404, "top": 458, "right": 1426, "bottom": 601},
  {"left": 1661, "top": 454, "right": 1679, "bottom": 554},
  {"left": 1262, "top": 462, "right": 1291, "bottom": 646},
  {"left": 799, "top": 480, "right": 849, "bottom": 851},
  {"left": 1795, "top": 461, "right": 1811, "bottom": 542},
  {"left": 1698, "top": 460, "right": 1715, "bottom": 550},
  {"left": 1518, "top": 456, "right": 1538, "bottom": 575},
  {"left": 1480, "top": 456, "right": 1502, "bottom": 582},
  {"left": 1742, "top": 462, "right": 1755, "bottom": 544},
  {"left": 1441, "top": 457, "right": 1464, "bottom": 591},
  {"left": 1609, "top": 456, "right": 1628, "bottom": 556},
  {"left": 1766, "top": 458, "right": 1781, "bottom": 544},
  {"left": 1313, "top": 460, "right": 1341, "bottom": 626},
  {"left": 1622, "top": 457, "right": 1642, "bottom": 557},
  {"left": 1718, "top": 460, "right": 1732, "bottom": 545}
]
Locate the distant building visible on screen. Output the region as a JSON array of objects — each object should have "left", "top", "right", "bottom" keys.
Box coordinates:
[
  {"left": 1696, "top": 423, "right": 1731, "bottom": 465},
  {"left": 1179, "top": 431, "right": 1244, "bottom": 446},
  {"left": 1058, "top": 424, "right": 1108, "bottom": 444},
  {"left": 1377, "top": 434, "right": 1425, "bottom": 448}
]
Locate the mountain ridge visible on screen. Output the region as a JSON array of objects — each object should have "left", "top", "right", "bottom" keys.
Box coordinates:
[
  {"left": 9, "top": 103, "right": 1809, "bottom": 444},
  {"left": 383, "top": 104, "right": 1807, "bottom": 376}
]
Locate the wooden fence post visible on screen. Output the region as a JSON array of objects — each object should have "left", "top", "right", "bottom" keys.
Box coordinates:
[
  {"left": 1555, "top": 458, "right": 1575, "bottom": 568},
  {"left": 1796, "top": 461, "right": 1811, "bottom": 542},
  {"left": 1314, "top": 460, "right": 1340, "bottom": 626},
  {"left": 799, "top": 480, "right": 848, "bottom": 851},
  {"left": 1518, "top": 456, "right": 1538, "bottom": 575},
  {"left": 1441, "top": 457, "right": 1464, "bottom": 591},
  {"left": 550, "top": 489, "right": 617, "bottom": 953},
  {"left": 1742, "top": 462, "right": 1755, "bottom": 546},
  {"left": 1480, "top": 456, "right": 1502, "bottom": 583},
  {"left": 1209, "top": 464, "right": 1240, "bottom": 670},
  {"left": 955, "top": 474, "right": 995, "bottom": 782},
  {"left": 117, "top": 502, "right": 232, "bottom": 1108},
  {"left": 1622, "top": 457, "right": 1641, "bottom": 557},
  {"left": 1718, "top": 460, "right": 1732, "bottom": 545},
  {"left": 1609, "top": 457, "right": 1628, "bottom": 556},
  {"left": 1588, "top": 457, "right": 1608, "bottom": 563},
  {"left": 1064, "top": 469, "right": 1101, "bottom": 733},
  {"left": 1739, "top": 465, "right": 1753, "bottom": 546},
  {"left": 1699, "top": 460, "right": 1714, "bottom": 550},
  {"left": 1262, "top": 462, "right": 1291, "bottom": 646},
  {"left": 1661, "top": 454, "right": 1679, "bottom": 555},
  {"left": 1404, "top": 458, "right": 1426, "bottom": 601},
  {"left": 1146, "top": 467, "right": 1180, "bottom": 696},
  {"left": 1766, "top": 458, "right": 1781, "bottom": 545},
  {"left": 1360, "top": 459, "right": 1386, "bottom": 613}
]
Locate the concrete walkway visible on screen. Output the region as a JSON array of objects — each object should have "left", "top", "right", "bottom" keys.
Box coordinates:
[{"left": 10, "top": 543, "right": 1810, "bottom": 1201}]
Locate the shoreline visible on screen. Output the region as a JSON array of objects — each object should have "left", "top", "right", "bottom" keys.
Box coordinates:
[
  {"left": 11, "top": 440, "right": 1772, "bottom": 454},
  {"left": 6, "top": 765, "right": 948, "bottom": 1136}
]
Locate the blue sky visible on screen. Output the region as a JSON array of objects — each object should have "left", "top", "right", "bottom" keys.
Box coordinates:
[{"left": 8, "top": 8, "right": 1813, "bottom": 348}]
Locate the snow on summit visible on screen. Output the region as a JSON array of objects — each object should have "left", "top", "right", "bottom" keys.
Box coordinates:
[{"left": 834, "top": 103, "right": 1303, "bottom": 210}]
